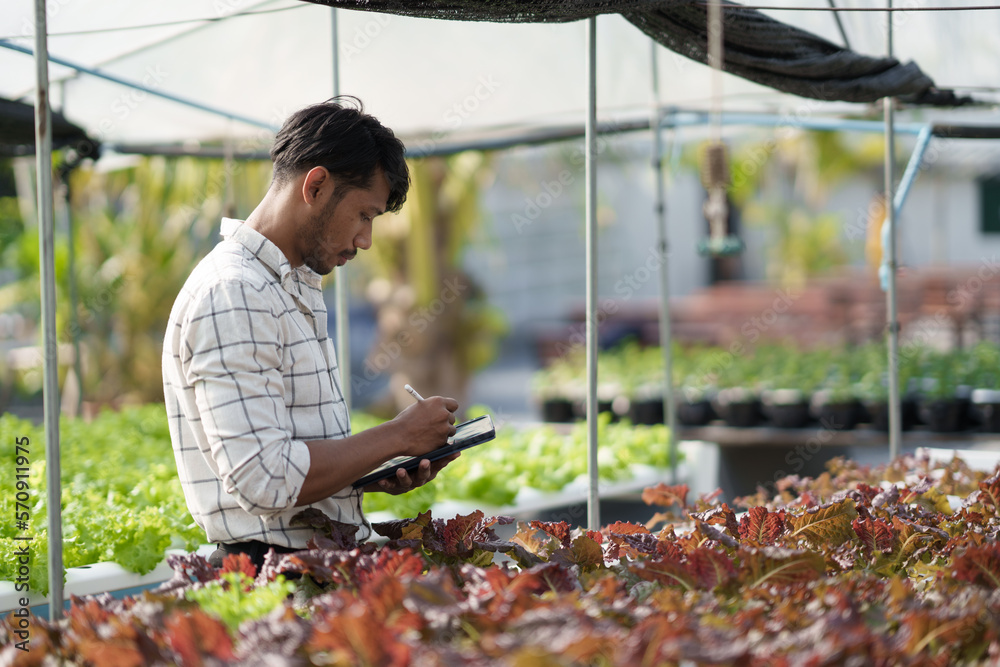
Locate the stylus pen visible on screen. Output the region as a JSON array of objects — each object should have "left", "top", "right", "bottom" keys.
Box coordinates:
[{"left": 404, "top": 384, "right": 425, "bottom": 402}]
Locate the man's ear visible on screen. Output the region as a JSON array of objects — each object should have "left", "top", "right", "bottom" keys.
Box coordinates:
[{"left": 301, "top": 166, "right": 332, "bottom": 204}]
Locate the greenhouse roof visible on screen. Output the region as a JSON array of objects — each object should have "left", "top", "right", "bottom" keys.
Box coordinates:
[{"left": 0, "top": 0, "right": 996, "bottom": 150}]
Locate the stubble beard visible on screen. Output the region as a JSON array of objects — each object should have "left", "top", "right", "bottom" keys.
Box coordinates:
[{"left": 302, "top": 189, "right": 348, "bottom": 275}]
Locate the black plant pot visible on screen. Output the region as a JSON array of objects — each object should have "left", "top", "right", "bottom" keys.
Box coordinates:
[
  {"left": 975, "top": 404, "right": 1000, "bottom": 432},
  {"left": 865, "top": 398, "right": 918, "bottom": 432},
  {"left": 918, "top": 397, "right": 970, "bottom": 433},
  {"left": 815, "top": 400, "right": 863, "bottom": 431},
  {"left": 676, "top": 399, "right": 715, "bottom": 426},
  {"left": 629, "top": 398, "right": 664, "bottom": 425},
  {"left": 715, "top": 400, "right": 762, "bottom": 428},
  {"left": 768, "top": 402, "right": 811, "bottom": 428},
  {"left": 541, "top": 398, "right": 576, "bottom": 423},
  {"left": 573, "top": 399, "right": 617, "bottom": 421},
  {"left": 972, "top": 389, "right": 1000, "bottom": 432}
]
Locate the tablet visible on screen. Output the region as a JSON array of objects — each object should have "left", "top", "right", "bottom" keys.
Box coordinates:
[{"left": 352, "top": 414, "right": 496, "bottom": 488}]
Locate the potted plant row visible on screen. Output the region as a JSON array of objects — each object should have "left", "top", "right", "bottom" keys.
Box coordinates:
[{"left": 533, "top": 339, "right": 1000, "bottom": 434}]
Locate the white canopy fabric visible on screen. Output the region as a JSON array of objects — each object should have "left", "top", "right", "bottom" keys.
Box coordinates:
[{"left": 2, "top": 0, "right": 998, "bottom": 148}]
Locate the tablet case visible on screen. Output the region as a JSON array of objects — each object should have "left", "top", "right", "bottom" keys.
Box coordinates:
[{"left": 352, "top": 414, "right": 495, "bottom": 488}]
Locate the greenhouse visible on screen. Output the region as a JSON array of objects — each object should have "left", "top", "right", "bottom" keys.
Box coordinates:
[{"left": 2, "top": 0, "right": 1000, "bottom": 662}]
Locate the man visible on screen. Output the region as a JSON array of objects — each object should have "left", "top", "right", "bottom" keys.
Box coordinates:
[{"left": 162, "top": 99, "right": 459, "bottom": 570}]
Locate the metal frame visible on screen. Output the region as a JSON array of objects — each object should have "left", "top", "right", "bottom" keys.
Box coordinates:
[{"left": 31, "top": 0, "right": 64, "bottom": 622}]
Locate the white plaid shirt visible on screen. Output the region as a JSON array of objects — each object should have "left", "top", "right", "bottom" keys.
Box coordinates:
[{"left": 162, "top": 218, "right": 369, "bottom": 549}]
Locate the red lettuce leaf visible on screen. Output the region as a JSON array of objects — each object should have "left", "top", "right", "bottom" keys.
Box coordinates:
[
  {"left": 234, "top": 605, "right": 311, "bottom": 663},
  {"left": 629, "top": 552, "right": 697, "bottom": 592},
  {"left": 550, "top": 534, "right": 605, "bottom": 571},
  {"left": 164, "top": 608, "right": 235, "bottom": 666},
  {"left": 695, "top": 521, "right": 739, "bottom": 549},
  {"left": 690, "top": 503, "right": 740, "bottom": 540},
  {"left": 372, "top": 510, "right": 433, "bottom": 541},
  {"left": 529, "top": 519, "right": 573, "bottom": 548},
  {"left": 220, "top": 552, "right": 257, "bottom": 581},
  {"left": 738, "top": 546, "right": 827, "bottom": 588},
  {"left": 291, "top": 507, "right": 375, "bottom": 553},
  {"left": 949, "top": 544, "right": 1000, "bottom": 588},
  {"left": 307, "top": 594, "right": 417, "bottom": 667},
  {"left": 852, "top": 515, "right": 895, "bottom": 559},
  {"left": 642, "top": 483, "right": 689, "bottom": 509},
  {"left": 157, "top": 553, "right": 219, "bottom": 595},
  {"left": 687, "top": 547, "right": 738, "bottom": 591},
  {"left": 737, "top": 506, "right": 787, "bottom": 546},
  {"left": 978, "top": 472, "right": 1000, "bottom": 515},
  {"left": 787, "top": 498, "right": 857, "bottom": 548}
]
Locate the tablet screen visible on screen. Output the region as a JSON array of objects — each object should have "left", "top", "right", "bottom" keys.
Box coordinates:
[{"left": 352, "top": 414, "right": 495, "bottom": 488}]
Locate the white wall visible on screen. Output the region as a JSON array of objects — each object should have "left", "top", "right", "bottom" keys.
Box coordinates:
[
  {"left": 468, "top": 135, "right": 712, "bottom": 335},
  {"left": 466, "top": 130, "right": 1000, "bottom": 338}
]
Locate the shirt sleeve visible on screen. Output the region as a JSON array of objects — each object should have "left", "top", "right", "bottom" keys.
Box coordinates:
[{"left": 179, "top": 279, "right": 311, "bottom": 518}]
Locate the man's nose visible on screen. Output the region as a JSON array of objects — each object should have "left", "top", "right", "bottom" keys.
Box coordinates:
[{"left": 355, "top": 228, "right": 372, "bottom": 251}]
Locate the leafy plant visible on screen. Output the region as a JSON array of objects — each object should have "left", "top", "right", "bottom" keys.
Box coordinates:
[
  {"left": 0, "top": 405, "right": 203, "bottom": 594},
  {"left": 362, "top": 411, "right": 680, "bottom": 516},
  {"left": 6, "top": 451, "right": 1000, "bottom": 665},
  {"left": 1, "top": 156, "right": 273, "bottom": 406}
]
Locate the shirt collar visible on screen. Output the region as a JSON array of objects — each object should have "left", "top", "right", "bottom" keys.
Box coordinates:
[{"left": 221, "top": 218, "right": 323, "bottom": 297}]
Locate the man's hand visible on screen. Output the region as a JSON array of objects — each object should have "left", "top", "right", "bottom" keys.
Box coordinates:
[
  {"left": 365, "top": 452, "right": 461, "bottom": 495},
  {"left": 297, "top": 394, "right": 460, "bottom": 506},
  {"left": 392, "top": 395, "right": 459, "bottom": 458}
]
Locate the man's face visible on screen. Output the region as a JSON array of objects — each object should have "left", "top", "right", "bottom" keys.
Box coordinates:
[{"left": 300, "top": 171, "right": 390, "bottom": 275}]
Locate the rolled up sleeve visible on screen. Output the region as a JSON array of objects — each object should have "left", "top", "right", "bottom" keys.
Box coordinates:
[{"left": 181, "top": 280, "right": 310, "bottom": 517}]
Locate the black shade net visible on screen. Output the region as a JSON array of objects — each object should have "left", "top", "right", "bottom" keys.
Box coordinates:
[
  {"left": 300, "top": 0, "right": 967, "bottom": 106},
  {"left": 0, "top": 96, "right": 101, "bottom": 158}
]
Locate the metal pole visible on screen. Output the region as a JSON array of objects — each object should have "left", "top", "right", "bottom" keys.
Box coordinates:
[
  {"left": 585, "top": 16, "right": 600, "bottom": 532},
  {"left": 331, "top": 8, "right": 351, "bottom": 411},
  {"left": 32, "top": 0, "right": 64, "bottom": 620},
  {"left": 884, "top": 0, "right": 901, "bottom": 460},
  {"left": 650, "top": 44, "right": 678, "bottom": 484},
  {"left": 827, "top": 0, "right": 852, "bottom": 50}
]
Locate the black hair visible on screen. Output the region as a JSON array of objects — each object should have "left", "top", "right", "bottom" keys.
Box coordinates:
[{"left": 270, "top": 96, "right": 409, "bottom": 213}]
